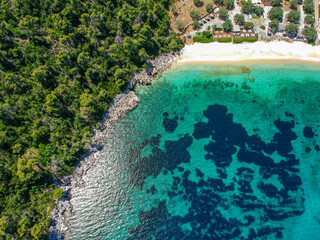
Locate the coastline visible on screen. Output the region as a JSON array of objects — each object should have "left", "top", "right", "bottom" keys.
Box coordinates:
[
  {"left": 48, "top": 51, "right": 181, "bottom": 240},
  {"left": 178, "top": 41, "right": 320, "bottom": 65},
  {"left": 49, "top": 39, "right": 320, "bottom": 240}
]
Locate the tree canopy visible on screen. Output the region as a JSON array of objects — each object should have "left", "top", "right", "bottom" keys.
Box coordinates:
[
  {"left": 269, "top": 20, "right": 280, "bottom": 31},
  {"left": 303, "top": 27, "right": 317, "bottom": 40},
  {"left": 218, "top": 7, "right": 229, "bottom": 20},
  {"left": 305, "top": 15, "right": 315, "bottom": 25},
  {"left": 224, "top": 0, "right": 235, "bottom": 10},
  {"left": 268, "top": 7, "right": 284, "bottom": 20},
  {"left": 234, "top": 14, "right": 245, "bottom": 25},
  {"left": 206, "top": 3, "right": 214, "bottom": 12},
  {"left": 177, "top": 22, "right": 186, "bottom": 31},
  {"left": 0, "top": 0, "right": 184, "bottom": 239},
  {"left": 287, "top": 11, "right": 300, "bottom": 22},
  {"left": 286, "top": 23, "right": 299, "bottom": 34},
  {"left": 290, "top": 0, "right": 298, "bottom": 10},
  {"left": 223, "top": 19, "right": 233, "bottom": 31},
  {"left": 303, "top": 0, "right": 314, "bottom": 14},
  {"left": 215, "top": 0, "right": 225, "bottom": 6},
  {"left": 254, "top": 6, "right": 264, "bottom": 16},
  {"left": 271, "top": 0, "right": 283, "bottom": 7},
  {"left": 190, "top": 9, "right": 201, "bottom": 19},
  {"left": 241, "top": 1, "right": 254, "bottom": 14}
]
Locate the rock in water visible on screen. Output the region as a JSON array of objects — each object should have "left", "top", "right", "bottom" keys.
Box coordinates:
[{"left": 303, "top": 126, "right": 314, "bottom": 138}]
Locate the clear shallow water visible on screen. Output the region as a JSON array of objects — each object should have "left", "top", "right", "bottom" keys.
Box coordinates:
[{"left": 69, "top": 62, "right": 320, "bottom": 240}]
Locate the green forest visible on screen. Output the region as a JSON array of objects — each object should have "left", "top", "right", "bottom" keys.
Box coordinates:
[{"left": 0, "top": 0, "right": 184, "bottom": 238}]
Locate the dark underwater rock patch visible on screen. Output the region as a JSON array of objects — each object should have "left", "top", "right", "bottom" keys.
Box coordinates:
[
  {"left": 129, "top": 134, "right": 193, "bottom": 188},
  {"left": 146, "top": 185, "right": 157, "bottom": 194},
  {"left": 128, "top": 104, "right": 304, "bottom": 239},
  {"left": 162, "top": 117, "right": 178, "bottom": 133},
  {"left": 303, "top": 126, "right": 314, "bottom": 138}
]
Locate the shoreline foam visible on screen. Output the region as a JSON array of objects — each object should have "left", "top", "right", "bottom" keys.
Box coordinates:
[
  {"left": 177, "top": 41, "right": 320, "bottom": 65},
  {"left": 49, "top": 52, "right": 181, "bottom": 240}
]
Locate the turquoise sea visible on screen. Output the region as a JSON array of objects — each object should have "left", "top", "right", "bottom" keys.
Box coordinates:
[{"left": 69, "top": 62, "right": 320, "bottom": 239}]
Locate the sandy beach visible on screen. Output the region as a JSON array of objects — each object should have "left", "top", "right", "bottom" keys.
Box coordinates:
[{"left": 178, "top": 41, "right": 320, "bottom": 64}]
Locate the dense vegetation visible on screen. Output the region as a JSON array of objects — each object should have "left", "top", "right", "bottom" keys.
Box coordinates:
[
  {"left": 233, "top": 35, "right": 259, "bottom": 43},
  {"left": 193, "top": 31, "right": 213, "bottom": 42},
  {"left": 0, "top": 0, "right": 184, "bottom": 239},
  {"left": 241, "top": 1, "right": 264, "bottom": 16}
]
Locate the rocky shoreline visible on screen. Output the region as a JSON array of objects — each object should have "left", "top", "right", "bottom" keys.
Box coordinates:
[{"left": 48, "top": 51, "right": 181, "bottom": 240}]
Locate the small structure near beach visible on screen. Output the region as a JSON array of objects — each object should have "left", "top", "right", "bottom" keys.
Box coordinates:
[
  {"left": 234, "top": 25, "right": 240, "bottom": 33},
  {"left": 215, "top": 22, "right": 223, "bottom": 30},
  {"left": 297, "top": 31, "right": 304, "bottom": 40},
  {"left": 279, "top": 23, "right": 286, "bottom": 32},
  {"left": 261, "top": 0, "right": 271, "bottom": 6}
]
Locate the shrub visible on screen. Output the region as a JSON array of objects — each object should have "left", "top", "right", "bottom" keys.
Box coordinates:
[
  {"left": 171, "top": 5, "right": 177, "bottom": 14},
  {"left": 260, "top": 25, "right": 266, "bottom": 30},
  {"left": 202, "top": 31, "right": 211, "bottom": 38},
  {"left": 193, "top": 36, "right": 214, "bottom": 43},
  {"left": 194, "top": 0, "right": 203, "bottom": 7},
  {"left": 193, "top": 31, "right": 214, "bottom": 43},
  {"left": 244, "top": 22, "right": 254, "bottom": 29},
  {"left": 52, "top": 188, "right": 64, "bottom": 199},
  {"left": 192, "top": 20, "right": 200, "bottom": 29},
  {"left": 176, "top": 21, "right": 185, "bottom": 31},
  {"left": 214, "top": 0, "right": 225, "bottom": 6},
  {"left": 190, "top": 9, "right": 200, "bottom": 20},
  {"left": 233, "top": 35, "right": 258, "bottom": 43},
  {"left": 206, "top": 3, "right": 214, "bottom": 12},
  {"left": 218, "top": 38, "right": 232, "bottom": 42}
]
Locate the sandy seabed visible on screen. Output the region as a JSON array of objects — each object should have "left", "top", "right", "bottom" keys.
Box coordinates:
[{"left": 178, "top": 41, "right": 320, "bottom": 64}]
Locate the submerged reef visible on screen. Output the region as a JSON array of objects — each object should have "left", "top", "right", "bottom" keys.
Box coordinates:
[{"left": 128, "top": 104, "right": 304, "bottom": 239}]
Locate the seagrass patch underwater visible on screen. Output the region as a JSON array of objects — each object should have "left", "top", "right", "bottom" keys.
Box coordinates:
[{"left": 69, "top": 62, "right": 320, "bottom": 240}]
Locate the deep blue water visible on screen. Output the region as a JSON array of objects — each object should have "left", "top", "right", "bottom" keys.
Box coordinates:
[{"left": 69, "top": 62, "right": 320, "bottom": 239}]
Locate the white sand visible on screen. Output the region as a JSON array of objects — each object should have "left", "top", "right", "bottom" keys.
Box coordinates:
[{"left": 178, "top": 41, "right": 320, "bottom": 64}]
